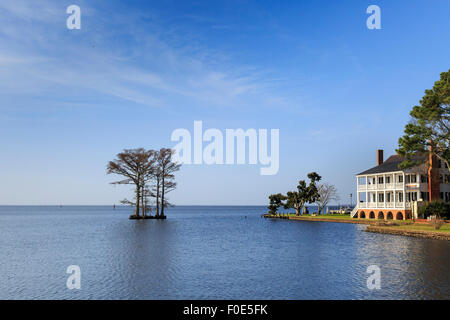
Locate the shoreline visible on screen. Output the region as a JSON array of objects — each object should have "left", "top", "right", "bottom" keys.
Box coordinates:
[
  {"left": 263, "top": 214, "right": 450, "bottom": 241},
  {"left": 365, "top": 226, "right": 450, "bottom": 241}
]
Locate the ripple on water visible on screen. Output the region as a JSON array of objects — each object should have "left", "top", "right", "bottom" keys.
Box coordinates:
[{"left": 0, "top": 206, "right": 449, "bottom": 299}]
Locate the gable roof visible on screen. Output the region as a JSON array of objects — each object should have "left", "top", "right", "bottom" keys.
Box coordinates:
[
  {"left": 357, "top": 155, "right": 405, "bottom": 175},
  {"left": 357, "top": 153, "right": 427, "bottom": 176}
]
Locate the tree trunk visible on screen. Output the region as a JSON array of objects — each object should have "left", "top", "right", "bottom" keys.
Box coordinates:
[
  {"left": 155, "top": 176, "right": 160, "bottom": 217},
  {"left": 161, "top": 174, "right": 165, "bottom": 217},
  {"left": 135, "top": 179, "right": 140, "bottom": 217},
  {"left": 141, "top": 183, "right": 145, "bottom": 217}
]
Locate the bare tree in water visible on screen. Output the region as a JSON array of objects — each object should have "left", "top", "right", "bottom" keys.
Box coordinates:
[
  {"left": 156, "top": 148, "right": 181, "bottom": 218},
  {"left": 108, "top": 148, "right": 181, "bottom": 219},
  {"left": 107, "top": 148, "right": 156, "bottom": 218}
]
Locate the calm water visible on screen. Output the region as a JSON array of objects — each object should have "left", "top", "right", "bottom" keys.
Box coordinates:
[{"left": 0, "top": 206, "right": 449, "bottom": 300}]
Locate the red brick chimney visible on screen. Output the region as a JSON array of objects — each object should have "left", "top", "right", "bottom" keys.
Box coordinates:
[
  {"left": 428, "top": 150, "right": 440, "bottom": 201},
  {"left": 377, "top": 149, "right": 384, "bottom": 166}
]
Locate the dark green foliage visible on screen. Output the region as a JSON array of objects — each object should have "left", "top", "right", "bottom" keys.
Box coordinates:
[
  {"left": 397, "top": 69, "right": 450, "bottom": 170},
  {"left": 284, "top": 172, "right": 322, "bottom": 215},
  {"left": 418, "top": 200, "right": 450, "bottom": 219},
  {"left": 268, "top": 193, "right": 286, "bottom": 215}
]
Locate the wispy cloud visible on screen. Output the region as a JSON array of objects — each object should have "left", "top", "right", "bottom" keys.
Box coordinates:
[{"left": 0, "top": 0, "right": 290, "bottom": 111}]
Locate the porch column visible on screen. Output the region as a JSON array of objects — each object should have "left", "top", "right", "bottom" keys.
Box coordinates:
[
  {"left": 376, "top": 189, "right": 378, "bottom": 209},
  {"left": 394, "top": 190, "right": 396, "bottom": 208},
  {"left": 403, "top": 172, "right": 406, "bottom": 209},
  {"left": 356, "top": 177, "right": 360, "bottom": 206}
]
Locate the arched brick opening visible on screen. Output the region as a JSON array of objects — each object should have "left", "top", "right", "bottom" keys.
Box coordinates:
[
  {"left": 387, "top": 212, "right": 393, "bottom": 220},
  {"left": 396, "top": 212, "right": 404, "bottom": 220},
  {"left": 377, "top": 211, "right": 384, "bottom": 219},
  {"left": 369, "top": 211, "right": 375, "bottom": 219},
  {"left": 359, "top": 211, "right": 366, "bottom": 219}
]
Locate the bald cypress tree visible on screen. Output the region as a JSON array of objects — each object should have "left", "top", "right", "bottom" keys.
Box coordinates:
[
  {"left": 107, "top": 148, "right": 156, "bottom": 218},
  {"left": 157, "top": 148, "right": 181, "bottom": 218}
]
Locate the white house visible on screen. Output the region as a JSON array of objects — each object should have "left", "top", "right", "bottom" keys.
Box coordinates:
[{"left": 354, "top": 150, "right": 450, "bottom": 220}]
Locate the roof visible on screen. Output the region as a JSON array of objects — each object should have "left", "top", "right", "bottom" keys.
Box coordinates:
[{"left": 357, "top": 155, "right": 405, "bottom": 175}]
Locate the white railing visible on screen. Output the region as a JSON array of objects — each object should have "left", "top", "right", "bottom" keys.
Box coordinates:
[
  {"left": 357, "top": 183, "right": 405, "bottom": 191},
  {"left": 359, "top": 202, "right": 406, "bottom": 209}
]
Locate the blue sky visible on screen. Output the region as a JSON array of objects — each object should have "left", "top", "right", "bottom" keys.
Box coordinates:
[{"left": 0, "top": 0, "right": 449, "bottom": 205}]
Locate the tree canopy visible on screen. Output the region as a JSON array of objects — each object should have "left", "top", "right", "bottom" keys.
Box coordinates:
[
  {"left": 267, "top": 172, "right": 322, "bottom": 215},
  {"left": 107, "top": 148, "right": 181, "bottom": 219},
  {"left": 397, "top": 69, "right": 449, "bottom": 171},
  {"left": 316, "top": 183, "right": 340, "bottom": 214}
]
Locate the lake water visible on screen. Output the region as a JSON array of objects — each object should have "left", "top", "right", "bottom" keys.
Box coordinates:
[{"left": 0, "top": 206, "right": 449, "bottom": 300}]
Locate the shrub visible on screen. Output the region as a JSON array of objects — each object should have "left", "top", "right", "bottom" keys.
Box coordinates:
[{"left": 420, "top": 201, "right": 450, "bottom": 219}]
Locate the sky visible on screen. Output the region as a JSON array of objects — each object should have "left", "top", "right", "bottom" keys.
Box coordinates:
[{"left": 0, "top": 0, "right": 449, "bottom": 205}]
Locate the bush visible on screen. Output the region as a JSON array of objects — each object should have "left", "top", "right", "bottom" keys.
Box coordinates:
[{"left": 420, "top": 201, "right": 450, "bottom": 219}]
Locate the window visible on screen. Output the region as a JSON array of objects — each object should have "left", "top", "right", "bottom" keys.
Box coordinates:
[
  {"left": 406, "top": 192, "right": 417, "bottom": 202},
  {"left": 378, "top": 193, "right": 384, "bottom": 202},
  {"left": 440, "top": 192, "right": 444, "bottom": 200},
  {"left": 378, "top": 177, "right": 384, "bottom": 184},
  {"left": 421, "top": 175, "right": 428, "bottom": 183},
  {"left": 398, "top": 192, "right": 403, "bottom": 202},
  {"left": 386, "top": 193, "right": 391, "bottom": 202},
  {"left": 386, "top": 176, "right": 390, "bottom": 184},
  {"left": 398, "top": 175, "right": 403, "bottom": 183},
  {"left": 406, "top": 174, "right": 417, "bottom": 183}
]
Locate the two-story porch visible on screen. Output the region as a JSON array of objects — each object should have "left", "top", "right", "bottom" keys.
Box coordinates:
[{"left": 353, "top": 150, "right": 427, "bottom": 220}]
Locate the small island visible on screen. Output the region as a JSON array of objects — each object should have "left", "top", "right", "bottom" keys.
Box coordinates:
[{"left": 107, "top": 148, "right": 181, "bottom": 220}]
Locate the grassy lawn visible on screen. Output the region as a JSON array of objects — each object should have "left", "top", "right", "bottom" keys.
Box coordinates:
[
  {"left": 298, "top": 214, "right": 352, "bottom": 219},
  {"left": 276, "top": 213, "right": 355, "bottom": 220}
]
